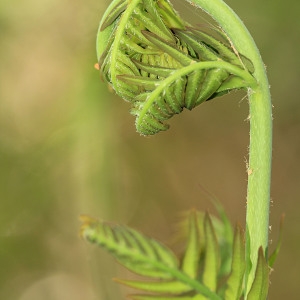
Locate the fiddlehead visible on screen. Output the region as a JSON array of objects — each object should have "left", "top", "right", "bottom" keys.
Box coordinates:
[{"left": 97, "top": 0, "right": 256, "bottom": 135}]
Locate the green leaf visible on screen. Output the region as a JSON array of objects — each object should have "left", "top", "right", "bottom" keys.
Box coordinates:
[
  {"left": 130, "top": 295, "right": 195, "bottom": 300},
  {"left": 202, "top": 213, "right": 219, "bottom": 292},
  {"left": 118, "top": 74, "right": 161, "bottom": 89},
  {"left": 96, "top": 0, "right": 127, "bottom": 60},
  {"left": 99, "top": 0, "right": 127, "bottom": 31},
  {"left": 116, "top": 279, "right": 192, "bottom": 294},
  {"left": 268, "top": 214, "right": 284, "bottom": 267},
  {"left": 180, "top": 28, "right": 242, "bottom": 68},
  {"left": 80, "top": 216, "right": 179, "bottom": 279},
  {"left": 142, "top": 31, "right": 193, "bottom": 66},
  {"left": 96, "top": 18, "right": 116, "bottom": 62},
  {"left": 212, "top": 76, "right": 249, "bottom": 96},
  {"left": 225, "top": 225, "right": 245, "bottom": 300},
  {"left": 173, "top": 29, "right": 221, "bottom": 61},
  {"left": 247, "top": 247, "right": 269, "bottom": 300},
  {"left": 184, "top": 70, "right": 205, "bottom": 110},
  {"left": 195, "top": 68, "right": 228, "bottom": 105},
  {"left": 181, "top": 210, "right": 201, "bottom": 279},
  {"left": 156, "top": 0, "right": 186, "bottom": 29},
  {"left": 134, "top": 2, "right": 174, "bottom": 42},
  {"left": 211, "top": 199, "right": 234, "bottom": 277},
  {"left": 132, "top": 59, "right": 176, "bottom": 78}
]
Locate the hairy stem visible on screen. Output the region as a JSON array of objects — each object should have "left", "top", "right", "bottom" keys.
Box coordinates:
[{"left": 186, "top": 0, "right": 272, "bottom": 295}]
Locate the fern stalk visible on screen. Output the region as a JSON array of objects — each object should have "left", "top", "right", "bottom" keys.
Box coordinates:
[{"left": 188, "top": 0, "right": 272, "bottom": 295}]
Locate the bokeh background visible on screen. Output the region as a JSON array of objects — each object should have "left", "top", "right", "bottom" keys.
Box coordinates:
[{"left": 0, "top": 0, "right": 299, "bottom": 299}]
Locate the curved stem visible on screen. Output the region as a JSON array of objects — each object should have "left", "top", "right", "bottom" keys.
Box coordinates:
[{"left": 186, "top": 0, "right": 272, "bottom": 295}]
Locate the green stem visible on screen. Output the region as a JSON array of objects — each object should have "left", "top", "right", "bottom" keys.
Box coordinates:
[{"left": 186, "top": 0, "right": 272, "bottom": 295}]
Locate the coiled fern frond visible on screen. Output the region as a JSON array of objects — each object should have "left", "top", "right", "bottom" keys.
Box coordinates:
[{"left": 97, "top": 0, "right": 256, "bottom": 135}]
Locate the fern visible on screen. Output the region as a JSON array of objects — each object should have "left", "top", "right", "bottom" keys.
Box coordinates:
[
  {"left": 97, "top": 0, "right": 256, "bottom": 135},
  {"left": 84, "top": 0, "right": 278, "bottom": 299},
  {"left": 81, "top": 211, "right": 250, "bottom": 300}
]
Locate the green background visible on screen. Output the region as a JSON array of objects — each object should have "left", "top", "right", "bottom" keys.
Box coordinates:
[{"left": 0, "top": 0, "right": 299, "bottom": 299}]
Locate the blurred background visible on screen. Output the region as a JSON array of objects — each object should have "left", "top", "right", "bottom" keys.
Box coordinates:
[{"left": 0, "top": 0, "right": 299, "bottom": 299}]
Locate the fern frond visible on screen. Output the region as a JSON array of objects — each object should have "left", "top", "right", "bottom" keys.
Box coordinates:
[
  {"left": 80, "top": 209, "right": 250, "bottom": 300},
  {"left": 80, "top": 214, "right": 222, "bottom": 300},
  {"left": 97, "top": 0, "right": 256, "bottom": 135},
  {"left": 80, "top": 209, "right": 258, "bottom": 299}
]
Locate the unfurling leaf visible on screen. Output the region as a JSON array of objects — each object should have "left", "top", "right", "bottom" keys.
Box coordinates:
[{"left": 97, "top": 0, "right": 255, "bottom": 135}]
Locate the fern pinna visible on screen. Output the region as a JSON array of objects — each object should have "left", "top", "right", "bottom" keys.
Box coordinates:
[{"left": 97, "top": 0, "right": 255, "bottom": 135}]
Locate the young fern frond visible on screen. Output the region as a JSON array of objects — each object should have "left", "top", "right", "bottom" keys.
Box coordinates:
[
  {"left": 81, "top": 210, "right": 272, "bottom": 300},
  {"left": 80, "top": 213, "right": 223, "bottom": 300},
  {"left": 97, "top": 0, "right": 256, "bottom": 135}
]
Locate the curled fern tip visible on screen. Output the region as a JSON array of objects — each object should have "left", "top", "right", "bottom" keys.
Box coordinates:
[{"left": 97, "top": 0, "right": 255, "bottom": 135}]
